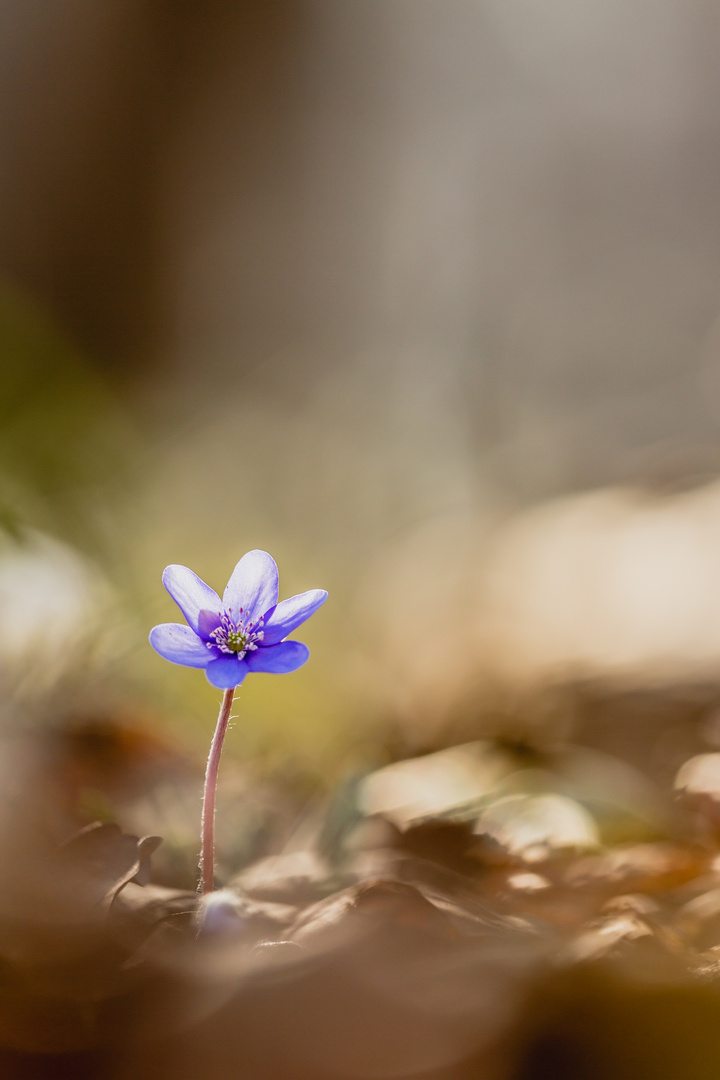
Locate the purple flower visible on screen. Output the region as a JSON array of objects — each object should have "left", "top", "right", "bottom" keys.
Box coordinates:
[{"left": 149, "top": 550, "right": 327, "bottom": 689}]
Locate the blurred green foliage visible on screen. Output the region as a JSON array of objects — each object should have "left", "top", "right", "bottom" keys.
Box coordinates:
[{"left": 0, "top": 285, "right": 138, "bottom": 555}]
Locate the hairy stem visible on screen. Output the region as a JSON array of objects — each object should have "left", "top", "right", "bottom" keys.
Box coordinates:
[{"left": 200, "top": 687, "right": 235, "bottom": 894}]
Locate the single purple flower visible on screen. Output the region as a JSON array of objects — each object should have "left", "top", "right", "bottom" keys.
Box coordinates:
[{"left": 149, "top": 549, "right": 327, "bottom": 690}]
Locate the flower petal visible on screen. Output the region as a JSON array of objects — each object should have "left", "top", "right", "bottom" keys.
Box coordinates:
[
  {"left": 197, "top": 608, "right": 223, "bottom": 639},
  {"left": 246, "top": 641, "right": 310, "bottom": 674},
  {"left": 223, "top": 550, "right": 279, "bottom": 622},
  {"left": 149, "top": 624, "right": 212, "bottom": 668},
  {"left": 162, "top": 565, "right": 222, "bottom": 635},
  {"left": 205, "top": 655, "right": 249, "bottom": 689},
  {"left": 261, "top": 589, "right": 328, "bottom": 646}
]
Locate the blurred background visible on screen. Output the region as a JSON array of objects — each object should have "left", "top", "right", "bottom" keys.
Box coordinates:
[{"left": 4, "top": 0, "right": 720, "bottom": 878}]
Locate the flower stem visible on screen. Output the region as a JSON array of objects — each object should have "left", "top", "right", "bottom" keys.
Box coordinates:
[{"left": 200, "top": 687, "right": 235, "bottom": 895}]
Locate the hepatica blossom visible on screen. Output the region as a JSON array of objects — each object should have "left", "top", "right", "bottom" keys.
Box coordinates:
[
  {"left": 149, "top": 549, "right": 327, "bottom": 689},
  {"left": 150, "top": 549, "right": 327, "bottom": 895}
]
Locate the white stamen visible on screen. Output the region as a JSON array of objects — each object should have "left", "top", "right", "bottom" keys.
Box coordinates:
[{"left": 208, "top": 612, "right": 265, "bottom": 658}]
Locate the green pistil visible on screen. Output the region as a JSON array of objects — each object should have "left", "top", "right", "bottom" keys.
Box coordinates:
[{"left": 225, "top": 630, "right": 248, "bottom": 653}]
